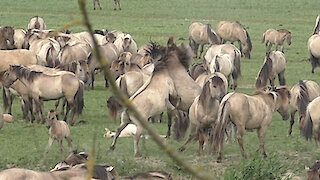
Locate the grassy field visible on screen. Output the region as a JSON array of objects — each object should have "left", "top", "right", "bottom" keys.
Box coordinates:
[{"left": 0, "top": 0, "right": 320, "bottom": 179}]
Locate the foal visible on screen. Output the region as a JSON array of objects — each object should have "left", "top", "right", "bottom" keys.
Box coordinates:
[{"left": 44, "top": 110, "right": 72, "bottom": 155}]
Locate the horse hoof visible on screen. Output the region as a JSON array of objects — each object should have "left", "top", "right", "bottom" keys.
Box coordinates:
[
  {"left": 134, "top": 152, "right": 141, "bottom": 157},
  {"left": 178, "top": 147, "right": 185, "bottom": 152},
  {"left": 109, "top": 145, "right": 115, "bottom": 151},
  {"left": 217, "top": 158, "right": 222, "bottom": 163}
]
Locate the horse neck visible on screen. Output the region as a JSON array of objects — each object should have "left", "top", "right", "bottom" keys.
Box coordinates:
[{"left": 257, "top": 93, "right": 277, "bottom": 112}]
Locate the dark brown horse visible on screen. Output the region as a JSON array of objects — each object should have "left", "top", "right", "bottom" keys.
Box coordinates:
[{"left": 0, "top": 26, "right": 15, "bottom": 50}]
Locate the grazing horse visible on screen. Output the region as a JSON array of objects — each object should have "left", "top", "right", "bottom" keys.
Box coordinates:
[
  {"left": 178, "top": 74, "right": 227, "bottom": 155},
  {"left": 308, "top": 15, "right": 320, "bottom": 73},
  {"left": 262, "top": 28, "right": 292, "bottom": 53},
  {"left": 299, "top": 96, "right": 320, "bottom": 144},
  {"left": 2, "top": 65, "right": 84, "bottom": 125},
  {"left": 93, "top": 0, "right": 102, "bottom": 10},
  {"left": 110, "top": 38, "right": 197, "bottom": 157},
  {"left": 188, "top": 22, "right": 221, "bottom": 59},
  {"left": 255, "top": 51, "right": 286, "bottom": 90},
  {"left": 27, "top": 16, "right": 46, "bottom": 30},
  {"left": 212, "top": 86, "right": 291, "bottom": 162},
  {"left": 217, "top": 21, "right": 252, "bottom": 59},
  {"left": 44, "top": 110, "right": 73, "bottom": 155},
  {"left": 0, "top": 26, "right": 15, "bottom": 50},
  {"left": 288, "top": 80, "right": 320, "bottom": 136},
  {"left": 204, "top": 44, "right": 241, "bottom": 89}
]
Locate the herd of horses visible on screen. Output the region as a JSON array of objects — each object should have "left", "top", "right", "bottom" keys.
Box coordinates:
[{"left": 1, "top": 13, "right": 320, "bottom": 179}]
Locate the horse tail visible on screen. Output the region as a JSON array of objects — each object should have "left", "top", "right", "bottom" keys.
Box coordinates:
[
  {"left": 34, "top": 16, "right": 41, "bottom": 30},
  {"left": 211, "top": 92, "right": 234, "bottom": 151},
  {"left": 313, "top": 15, "right": 320, "bottom": 35},
  {"left": 46, "top": 45, "right": 55, "bottom": 68},
  {"left": 297, "top": 80, "right": 310, "bottom": 116},
  {"left": 301, "top": 108, "right": 313, "bottom": 141},
  {"left": 74, "top": 81, "right": 84, "bottom": 114},
  {"left": 232, "top": 49, "right": 241, "bottom": 79},
  {"left": 173, "top": 110, "right": 189, "bottom": 140},
  {"left": 206, "top": 24, "right": 220, "bottom": 45},
  {"left": 2, "top": 88, "right": 10, "bottom": 112},
  {"left": 262, "top": 32, "right": 266, "bottom": 43}
]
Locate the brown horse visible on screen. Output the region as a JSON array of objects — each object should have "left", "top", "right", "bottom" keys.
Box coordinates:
[
  {"left": 262, "top": 28, "right": 292, "bottom": 53},
  {"left": 299, "top": 96, "right": 320, "bottom": 144},
  {"left": 308, "top": 15, "right": 320, "bottom": 73},
  {"left": 217, "top": 21, "right": 252, "bottom": 59},
  {"left": 189, "top": 22, "right": 221, "bottom": 59},
  {"left": 179, "top": 74, "right": 227, "bottom": 155},
  {"left": 288, "top": 80, "right": 320, "bottom": 136},
  {"left": 255, "top": 51, "right": 286, "bottom": 90},
  {"left": 3, "top": 65, "right": 84, "bottom": 125},
  {"left": 0, "top": 26, "right": 15, "bottom": 50},
  {"left": 212, "top": 86, "right": 290, "bottom": 162}
]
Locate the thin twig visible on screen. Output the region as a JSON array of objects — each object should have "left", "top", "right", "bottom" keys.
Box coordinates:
[{"left": 78, "top": 0, "right": 212, "bottom": 179}]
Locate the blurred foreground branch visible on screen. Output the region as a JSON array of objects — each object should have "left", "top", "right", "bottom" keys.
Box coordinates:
[{"left": 78, "top": 0, "right": 212, "bottom": 179}]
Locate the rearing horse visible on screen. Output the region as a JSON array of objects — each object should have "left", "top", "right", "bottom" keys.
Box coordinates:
[{"left": 217, "top": 21, "right": 252, "bottom": 59}]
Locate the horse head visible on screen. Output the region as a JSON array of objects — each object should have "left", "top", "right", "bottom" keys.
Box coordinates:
[
  {"left": 22, "top": 30, "right": 41, "bottom": 49},
  {"left": 1, "top": 26, "right": 15, "bottom": 47},
  {"left": 273, "top": 86, "right": 291, "bottom": 120},
  {"left": 122, "top": 34, "right": 133, "bottom": 52},
  {"left": 46, "top": 109, "right": 58, "bottom": 129},
  {"left": 3, "top": 65, "right": 20, "bottom": 88}
]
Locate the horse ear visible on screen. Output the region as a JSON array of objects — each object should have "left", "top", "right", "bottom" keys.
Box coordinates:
[{"left": 167, "top": 37, "right": 175, "bottom": 48}]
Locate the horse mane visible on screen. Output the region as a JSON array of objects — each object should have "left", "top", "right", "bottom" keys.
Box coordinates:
[
  {"left": 56, "top": 61, "right": 77, "bottom": 74},
  {"left": 189, "top": 63, "right": 208, "bottom": 80},
  {"left": 206, "top": 24, "right": 220, "bottom": 45},
  {"left": 235, "top": 21, "right": 252, "bottom": 51},
  {"left": 173, "top": 42, "right": 193, "bottom": 70},
  {"left": 277, "top": 29, "right": 291, "bottom": 34},
  {"left": 297, "top": 80, "right": 310, "bottom": 117},
  {"left": 10, "top": 65, "right": 42, "bottom": 82},
  {"left": 255, "top": 54, "right": 273, "bottom": 89}
]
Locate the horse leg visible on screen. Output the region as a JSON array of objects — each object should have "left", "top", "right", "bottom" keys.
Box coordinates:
[
  {"left": 257, "top": 127, "right": 267, "bottom": 158},
  {"left": 55, "top": 99, "right": 60, "bottom": 112},
  {"left": 159, "top": 112, "right": 163, "bottom": 123},
  {"left": 238, "top": 41, "right": 243, "bottom": 57},
  {"left": 198, "top": 130, "right": 206, "bottom": 156},
  {"left": 97, "top": 0, "right": 102, "bottom": 10},
  {"left": 237, "top": 127, "right": 247, "bottom": 159},
  {"left": 93, "top": 0, "right": 96, "bottom": 10},
  {"left": 60, "top": 99, "right": 67, "bottom": 116},
  {"left": 118, "top": 0, "right": 121, "bottom": 10},
  {"left": 91, "top": 72, "right": 95, "bottom": 89},
  {"left": 178, "top": 124, "right": 197, "bottom": 152},
  {"left": 199, "top": 44, "right": 204, "bottom": 59},
  {"left": 134, "top": 125, "right": 143, "bottom": 157},
  {"left": 278, "top": 71, "right": 286, "bottom": 86},
  {"left": 44, "top": 137, "right": 54, "bottom": 154},
  {"left": 8, "top": 93, "right": 14, "bottom": 115},
  {"left": 110, "top": 111, "right": 130, "bottom": 151},
  {"left": 166, "top": 110, "right": 173, "bottom": 138},
  {"left": 310, "top": 55, "right": 317, "bottom": 73},
  {"left": 63, "top": 102, "right": 71, "bottom": 123},
  {"left": 66, "top": 136, "right": 73, "bottom": 152},
  {"left": 266, "top": 42, "right": 272, "bottom": 53},
  {"left": 269, "top": 77, "right": 275, "bottom": 87},
  {"left": 231, "top": 72, "right": 238, "bottom": 90},
  {"left": 288, "top": 109, "right": 297, "bottom": 136},
  {"left": 58, "top": 139, "right": 65, "bottom": 153},
  {"left": 113, "top": 0, "right": 117, "bottom": 10}
]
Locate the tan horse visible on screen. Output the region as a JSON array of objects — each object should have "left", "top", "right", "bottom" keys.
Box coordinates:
[
  {"left": 255, "top": 51, "right": 286, "bottom": 90},
  {"left": 178, "top": 74, "right": 227, "bottom": 155},
  {"left": 217, "top": 21, "right": 252, "bottom": 59},
  {"left": 288, "top": 80, "right": 320, "bottom": 136},
  {"left": 24, "top": 31, "right": 61, "bottom": 67},
  {"left": 189, "top": 22, "right": 221, "bottom": 59},
  {"left": 13, "top": 29, "right": 26, "bottom": 49},
  {"left": 88, "top": 42, "right": 119, "bottom": 88},
  {"left": 308, "top": 15, "right": 320, "bottom": 73},
  {"left": 110, "top": 38, "right": 196, "bottom": 156},
  {"left": 0, "top": 49, "right": 38, "bottom": 72},
  {"left": 212, "top": 86, "right": 290, "bottom": 162},
  {"left": 114, "top": 33, "right": 138, "bottom": 54},
  {"left": 262, "top": 28, "right": 291, "bottom": 53},
  {"left": 3, "top": 65, "right": 84, "bottom": 125},
  {"left": 299, "top": 96, "right": 320, "bottom": 144},
  {"left": 204, "top": 44, "right": 241, "bottom": 89},
  {"left": 27, "top": 16, "right": 46, "bottom": 30},
  {"left": 44, "top": 110, "right": 72, "bottom": 155}
]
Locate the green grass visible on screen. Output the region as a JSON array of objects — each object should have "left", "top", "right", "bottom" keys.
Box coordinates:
[{"left": 0, "top": 0, "right": 320, "bottom": 179}]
